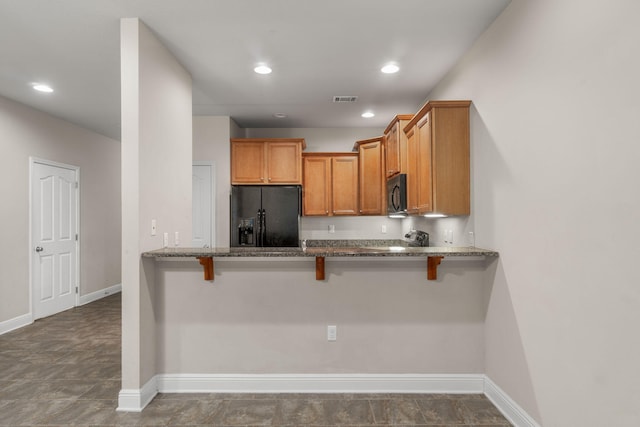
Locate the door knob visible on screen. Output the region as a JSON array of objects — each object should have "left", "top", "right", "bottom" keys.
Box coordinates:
[{"left": 35, "top": 246, "right": 43, "bottom": 252}]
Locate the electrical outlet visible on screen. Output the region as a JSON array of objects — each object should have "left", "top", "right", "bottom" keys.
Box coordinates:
[
  {"left": 174, "top": 231, "right": 180, "bottom": 246},
  {"left": 328, "top": 224, "right": 335, "bottom": 234},
  {"left": 327, "top": 325, "right": 337, "bottom": 341},
  {"left": 151, "top": 219, "right": 157, "bottom": 236},
  {"left": 381, "top": 224, "right": 387, "bottom": 233},
  {"left": 467, "top": 231, "right": 475, "bottom": 247},
  {"left": 443, "top": 229, "right": 454, "bottom": 245}
]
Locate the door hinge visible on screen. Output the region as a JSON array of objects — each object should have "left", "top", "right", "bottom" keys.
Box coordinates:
[
  {"left": 75, "top": 182, "right": 79, "bottom": 189},
  {"left": 75, "top": 286, "right": 78, "bottom": 294},
  {"left": 75, "top": 234, "right": 78, "bottom": 241}
]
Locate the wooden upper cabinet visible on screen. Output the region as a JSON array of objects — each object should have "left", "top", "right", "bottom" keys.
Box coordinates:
[
  {"left": 383, "top": 115, "right": 413, "bottom": 178},
  {"left": 231, "top": 138, "right": 305, "bottom": 184},
  {"left": 302, "top": 155, "right": 331, "bottom": 215},
  {"left": 331, "top": 155, "right": 359, "bottom": 216},
  {"left": 230, "top": 140, "right": 265, "bottom": 184},
  {"left": 403, "top": 100, "right": 471, "bottom": 216},
  {"left": 354, "top": 137, "right": 385, "bottom": 215},
  {"left": 266, "top": 141, "right": 303, "bottom": 184},
  {"left": 416, "top": 112, "right": 433, "bottom": 213},
  {"left": 405, "top": 126, "right": 419, "bottom": 215},
  {"left": 302, "top": 153, "right": 358, "bottom": 216}
]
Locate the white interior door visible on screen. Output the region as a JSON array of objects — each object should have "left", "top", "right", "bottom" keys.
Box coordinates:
[
  {"left": 192, "top": 162, "right": 215, "bottom": 247},
  {"left": 31, "top": 160, "right": 78, "bottom": 320}
]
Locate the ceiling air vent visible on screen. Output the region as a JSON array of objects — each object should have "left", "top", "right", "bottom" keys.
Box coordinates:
[{"left": 333, "top": 95, "right": 358, "bottom": 103}]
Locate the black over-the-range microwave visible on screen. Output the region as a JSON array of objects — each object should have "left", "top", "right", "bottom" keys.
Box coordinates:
[{"left": 387, "top": 173, "right": 407, "bottom": 218}]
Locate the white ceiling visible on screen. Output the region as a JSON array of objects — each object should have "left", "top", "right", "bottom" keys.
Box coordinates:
[{"left": 0, "top": 0, "right": 510, "bottom": 140}]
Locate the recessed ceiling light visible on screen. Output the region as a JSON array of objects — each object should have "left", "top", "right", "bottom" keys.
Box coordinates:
[
  {"left": 33, "top": 83, "right": 53, "bottom": 93},
  {"left": 254, "top": 65, "right": 272, "bottom": 75},
  {"left": 273, "top": 113, "right": 287, "bottom": 119},
  {"left": 361, "top": 112, "right": 375, "bottom": 118},
  {"left": 381, "top": 63, "right": 400, "bottom": 74}
]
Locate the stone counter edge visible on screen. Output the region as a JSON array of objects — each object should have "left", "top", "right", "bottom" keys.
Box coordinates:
[{"left": 142, "top": 246, "right": 499, "bottom": 258}]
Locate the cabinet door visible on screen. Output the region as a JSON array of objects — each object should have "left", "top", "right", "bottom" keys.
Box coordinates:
[
  {"left": 416, "top": 112, "right": 433, "bottom": 214},
  {"left": 431, "top": 106, "right": 471, "bottom": 215},
  {"left": 332, "top": 156, "right": 358, "bottom": 215},
  {"left": 358, "top": 140, "right": 384, "bottom": 215},
  {"left": 384, "top": 122, "right": 400, "bottom": 178},
  {"left": 231, "top": 141, "right": 265, "bottom": 184},
  {"left": 267, "top": 141, "right": 302, "bottom": 184},
  {"left": 302, "top": 156, "right": 331, "bottom": 216},
  {"left": 405, "top": 126, "right": 419, "bottom": 214}
]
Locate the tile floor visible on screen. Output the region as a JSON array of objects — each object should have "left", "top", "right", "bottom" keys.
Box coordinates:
[{"left": 0, "top": 294, "right": 512, "bottom": 426}]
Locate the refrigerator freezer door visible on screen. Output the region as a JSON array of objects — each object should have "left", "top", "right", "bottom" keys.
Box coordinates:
[
  {"left": 261, "top": 186, "right": 301, "bottom": 247},
  {"left": 230, "top": 186, "right": 261, "bottom": 246}
]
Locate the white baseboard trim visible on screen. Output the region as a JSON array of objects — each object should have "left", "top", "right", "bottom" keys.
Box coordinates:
[
  {"left": 79, "top": 283, "right": 121, "bottom": 306},
  {"left": 0, "top": 312, "right": 33, "bottom": 336},
  {"left": 116, "top": 372, "right": 539, "bottom": 425},
  {"left": 156, "top": 373, "right": 485, "bottom": 394},
  {"left": 484, "top": 376, "right": 540, "bottom": 427},
  {"left": 117, "top": 376, "right": 158, "bottom": 412},
  {"left": 118, "top": 373, "right": 484, "bottom": 411}
]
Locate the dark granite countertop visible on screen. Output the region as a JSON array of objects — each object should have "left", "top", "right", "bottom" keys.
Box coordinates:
[{"left": 142, "top": 240, "right": 498, "bottom": 258}]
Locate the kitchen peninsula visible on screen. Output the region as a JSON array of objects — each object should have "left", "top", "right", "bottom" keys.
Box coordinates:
[
  {"left": 143, "top": 241, "right": 498, "bottom": 281},
  {"left": 131, "top": 239, "right": 500, "bottom": 409}
]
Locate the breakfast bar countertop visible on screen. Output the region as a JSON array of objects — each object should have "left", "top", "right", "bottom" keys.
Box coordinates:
[
  {"left": 142, "top": 241, "right": 499, "bottom": 258},
  {"left": 141, "top": 240, "right": 498, "bottom": 281}
]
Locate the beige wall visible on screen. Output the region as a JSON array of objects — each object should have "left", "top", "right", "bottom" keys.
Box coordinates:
[
  {"left": 193, "top": 116, "right": 233, "bottom": 247},
  {"left": 155, "top": 258, "right": 490, "bottom": 375},
  {"left": 0, "top": 95, "right": 120, "bottom": 324},
  {"left": 425, "top": 0, "right": 640, "bottom": 425},
  {"left": 246, "top": 127, "right": 383, "bottom": 152},
  {"left": 120, "top": 18, "right": 192, "bottom": 389}
]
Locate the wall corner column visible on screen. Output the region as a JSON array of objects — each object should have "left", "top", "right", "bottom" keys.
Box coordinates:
[{"left": 119, "top": 17, "right": 193, "bottom": 411}]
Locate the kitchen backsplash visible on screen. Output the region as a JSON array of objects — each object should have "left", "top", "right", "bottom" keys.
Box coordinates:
[
  {"left": 300, "top": 215, "right": 475, "bottom": 247},
  {"left": 300, "top": 216, "right": 404, "bottom": 240}
]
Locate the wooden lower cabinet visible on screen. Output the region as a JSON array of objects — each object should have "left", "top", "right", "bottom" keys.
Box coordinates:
[{"left": 303, "top": 153, "right": 358, "bottom": 216}]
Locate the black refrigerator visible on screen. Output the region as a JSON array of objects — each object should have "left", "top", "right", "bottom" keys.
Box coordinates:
[{"left": 230, "top": 185, "right": 301, "bottom": 247}]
